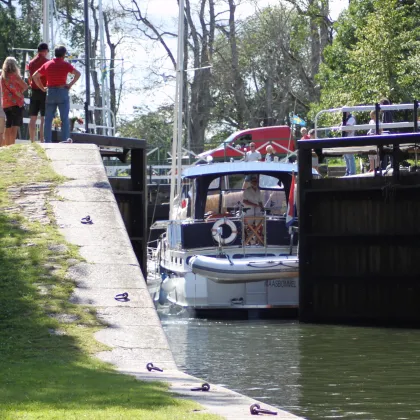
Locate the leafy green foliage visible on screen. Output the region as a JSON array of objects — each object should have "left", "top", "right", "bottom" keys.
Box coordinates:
[
  {"left": 0, "top": 1, "right": 41, "bottom": 64},
  {"left": 314, "top": 0, "right": 420, "bottom": 114},
  {"left": 118, "top": 105, "right": 173, "bottom": 164},
  {"left": 210, "top": 4, "right": 314, "bottom": 130}
]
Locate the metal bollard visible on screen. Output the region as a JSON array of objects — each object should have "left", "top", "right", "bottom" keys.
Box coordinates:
[
  {"left": 115, "top": 292, "right": 129, "bottom": 301},
  {"left": 146, "top": 362, "right": 163, "bottom": 372},
  {"left": 191, "top": 382, "right": 210, "bottom": 392},
  {"left": 250, "top": 403, "right": 277, "bottom": 415}
]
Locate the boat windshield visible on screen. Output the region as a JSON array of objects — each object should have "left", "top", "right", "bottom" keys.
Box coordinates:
[
  {"left": 209, "top": 173, "right": 283, "bottom": 190},
  {"left": 205, "top": 173, "right": 286, "bottom": 216}
]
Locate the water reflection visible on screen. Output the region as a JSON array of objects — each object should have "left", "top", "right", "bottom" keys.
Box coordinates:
[{"left": 161, "top": 313, "right": 420, "bottom": 420}]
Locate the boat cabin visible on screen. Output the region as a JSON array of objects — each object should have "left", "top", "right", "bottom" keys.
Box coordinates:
[{"left": 166, "top": 161, "right": 316, "bottom": 251}]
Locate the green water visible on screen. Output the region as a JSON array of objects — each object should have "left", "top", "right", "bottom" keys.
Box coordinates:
[{"left": 161, "top": 316, "right": 420, "bottom": 419}]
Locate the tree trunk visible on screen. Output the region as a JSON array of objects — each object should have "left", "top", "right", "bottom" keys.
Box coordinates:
[
  {"left": 104, "top": 12, "right": 118, "bottom": 120},
  {"left": 227, "top": 0, "right": 250, "bottom": 129},
  {"left": 185, "top": 0, "right": 214, "bottom": 154}
]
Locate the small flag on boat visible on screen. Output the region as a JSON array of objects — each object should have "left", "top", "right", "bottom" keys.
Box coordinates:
[
  {"left": 286, "top": 172, "right": 296, "bottom": 228},
  {"left": 292, "top": 115, "right": 306, "bottom": 126}
]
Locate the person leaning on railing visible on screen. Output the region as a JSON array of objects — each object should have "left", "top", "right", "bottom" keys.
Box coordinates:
[
  {"left": 340, "top": 112, "right": 356, "bottom": 176},
  {"left": 308, "top": 129, "right": 320, "bottom": 172},
  {"left": 265, "top": 145, "right": 276, "bottom": 162},
  {"left": 367, "top": 110, "right": 380, "bottom": 171}
]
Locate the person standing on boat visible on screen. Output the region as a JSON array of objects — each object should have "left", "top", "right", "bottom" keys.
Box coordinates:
[
  {"left": 32, "top": 45, "right": 81, "bottom": 143},
  {"left": 243, "top": 142, "right": 262, "bottom": 188},
  {"left": 243, "top": 175, "right": 264, "bottom": 215},
  {"left": 265, "top": 145, "right": 276, "bottom": 162},
  {"left": 245, "top": 142, "right": 261, "bottom": 162},
  {"left": 28, "top": 43, "right": 49, "bottom": 143},
  {"left": 340, "top": 112, "right": 356, "bottom": 176}
]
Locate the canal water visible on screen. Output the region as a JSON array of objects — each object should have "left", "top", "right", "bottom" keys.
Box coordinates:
[{"left": 160, "top": 314, "right": 420, "bottom": 420}]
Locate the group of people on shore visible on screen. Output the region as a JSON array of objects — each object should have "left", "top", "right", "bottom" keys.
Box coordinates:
[{"left": 0, "top": 43, "right": 80, "bottom": 146}]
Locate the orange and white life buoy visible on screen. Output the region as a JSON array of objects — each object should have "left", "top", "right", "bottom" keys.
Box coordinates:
[{"left": 211, "top": 218, "right": 237, "bottom": 245}]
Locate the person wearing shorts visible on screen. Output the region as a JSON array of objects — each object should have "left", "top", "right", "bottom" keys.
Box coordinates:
[
  {"left": 32, "top": 45, "right": 81, "bottom": 143},
  {"left": 0, "top": 78, "right": 5, "bottom": 146},
  {"left": 1, "top": 57, "right": 28, "bottom": 146},
  {"left": 28, "top": 43, "right": 49, "bottom": 143}
]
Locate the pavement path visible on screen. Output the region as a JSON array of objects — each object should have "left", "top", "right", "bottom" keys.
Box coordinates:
[{"left": 40, "top": 143, "right": 302, "bottom": 420}]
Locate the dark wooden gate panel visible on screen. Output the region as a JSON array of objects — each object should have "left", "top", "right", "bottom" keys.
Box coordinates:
[{"left": 298, "top": 134, "right": 420, "bottom": 325}]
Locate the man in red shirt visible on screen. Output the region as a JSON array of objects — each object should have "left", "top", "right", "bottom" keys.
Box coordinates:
[
  {"left": 32, "top": 45, "right": 81, "bottom": 143},
  {"left": 28, "top": 42, "right": 49, "bottom": 143}
]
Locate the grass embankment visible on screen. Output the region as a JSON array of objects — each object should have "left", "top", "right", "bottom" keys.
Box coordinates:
[{"left": 0, "top": 145, "right": 219, "bottom": 420}]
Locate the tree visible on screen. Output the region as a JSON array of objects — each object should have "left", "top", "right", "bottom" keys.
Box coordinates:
[
  {"left": 55, "top": 0, "right": 128, "bottom": 131},
  {"left": 314, "top": 0, "right": 420, "bottom": 114},
  {"left": 0, "top": 0, "right": 41, "bottom": 63},
  {"left": 210, "top": 4, "right": 321, "bottom": 132},
  {"left": 120, "top": 0, "right": 218, "bottom": 154},
  {"left": 118, "top": 105, "right": 173, "bottom": 163}
]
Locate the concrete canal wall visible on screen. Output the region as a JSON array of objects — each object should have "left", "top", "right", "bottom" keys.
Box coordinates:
[{"left": 43, "top": 143, "right": 301, "bottom": 420}]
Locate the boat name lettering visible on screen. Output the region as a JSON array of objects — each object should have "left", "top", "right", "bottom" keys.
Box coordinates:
[{"left": 266, "top": 279, "right": 296, "bottom": 287}]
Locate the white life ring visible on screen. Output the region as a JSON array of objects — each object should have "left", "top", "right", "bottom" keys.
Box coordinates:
[{"left": 211, "top": 218, "right": 238, "bottom": 245}]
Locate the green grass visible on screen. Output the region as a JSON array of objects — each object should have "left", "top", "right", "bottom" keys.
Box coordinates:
[
  {"left": 0, "top": 145, "right": 220, "bottom": 419},
  {"left": 325, "top": 157, "right": 345, "bottom": 166}
]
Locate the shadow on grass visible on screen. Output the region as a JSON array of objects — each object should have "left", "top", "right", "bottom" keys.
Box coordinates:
[{"left": 0, "top": 213, "right": 200, "bottom": 417}]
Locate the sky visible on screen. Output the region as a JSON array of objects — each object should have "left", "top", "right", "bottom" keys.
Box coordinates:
[{"left": 117, "top": 0, "right": 349, "bottom": 117}]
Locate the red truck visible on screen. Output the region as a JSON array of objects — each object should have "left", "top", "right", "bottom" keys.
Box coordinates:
[{"left": 198, "top": 125, "right": 294, "bottom": 161}]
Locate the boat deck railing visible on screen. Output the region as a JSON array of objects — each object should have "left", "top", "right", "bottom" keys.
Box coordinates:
[{"left": 164, "top": 214, "right": 295, "bottom": 252}]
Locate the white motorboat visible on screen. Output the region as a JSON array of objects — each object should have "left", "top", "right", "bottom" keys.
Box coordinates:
[
  {"left": 147, "top": 161, "right": 318, "bottom": 316},
  {"left": 146, "top": 0, "right": 304, "bottom": 317},
  {"left": 189, "top": 254, "right": 299, "bottom": 283}
]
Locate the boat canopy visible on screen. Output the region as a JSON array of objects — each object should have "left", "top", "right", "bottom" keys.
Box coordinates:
[
  {"left": 182, "top": 161, "right": 317, "bottom": 179},
  {"left": 182, "top": 161, "right": 312, "bottom": 220}
]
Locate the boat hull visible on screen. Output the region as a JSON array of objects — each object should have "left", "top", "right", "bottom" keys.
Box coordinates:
[{"left": 189, "top": 255, "right": 298, "bottom": 284}]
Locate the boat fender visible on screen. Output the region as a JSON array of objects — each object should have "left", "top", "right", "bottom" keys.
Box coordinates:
[
  {"left": 158, "top": 273, "right": 168, "bottom": 305},
  {"left": 158, "top": 288, "right": 167, "bottom": 306},
  {"left": 211, "top": 218, "right": 237, "bottom": 245}
]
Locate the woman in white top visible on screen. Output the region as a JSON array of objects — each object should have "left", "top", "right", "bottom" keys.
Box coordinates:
[{"left": 265, "top": 145, "right": 275, "bottom": 162}]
